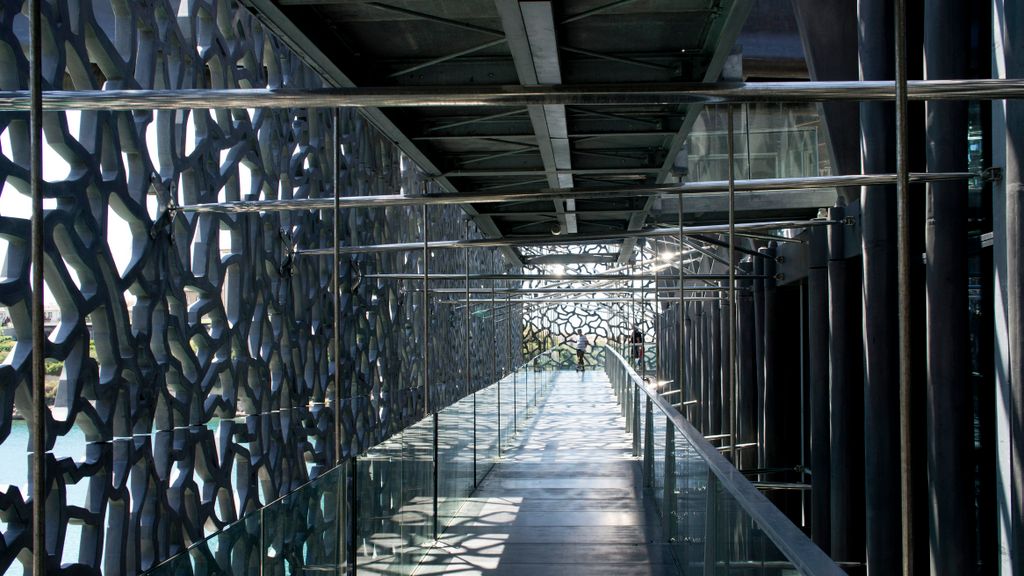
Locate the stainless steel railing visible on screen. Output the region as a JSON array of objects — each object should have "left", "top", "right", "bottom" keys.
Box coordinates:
[{"left": 604, "top": 345, "right": 844, "bottom": 576}]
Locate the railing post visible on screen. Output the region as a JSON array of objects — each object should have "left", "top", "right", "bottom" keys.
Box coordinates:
[
  {"left": 337, "top": 464, "right": 345, "bottom": 571},
  {"left": 632, "top": 384, "right": 641, "bottom": 458},
  {"left": 348, "top": 457, "right": 358, "bottom": 575},
  {"left": 423, "top": 203, "right": 430, "bottom": 417},
  {"left": 492, "top": 282, "right": 499, "bottom": 454},
  {"left": 644, "top": 395, "right": 655, "bottom": 488},
  {"left": 525, "top": 358, "right": 529, "bottom": 411},
  {"left": 332, "top": 108, "right": 342, "bottom": 467},
  {"left": 703, "top": 471, "right": 719, "bottom": 576},
  {"left": 432, "top": 412, "right": 439, "bottom": 539},
  {"left": 466, "top": 223, "right": 477, "bottom": 489},
  {"left": 260, "top": 506, "right": 266, "bottom": 574},
  {"left": 509, "top": 294, "right": 516, "bottom": 434},
  {"left": 664, "top": 423, "right": 678, "bottom": 543}
]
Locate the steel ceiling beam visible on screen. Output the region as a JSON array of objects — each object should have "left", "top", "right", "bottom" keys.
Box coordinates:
[
  {"left": 561, "top": 46, "right": 674, "bottom": 72},
  {"left": 619, "top": 0, "right": 755, "bottom": 266},
  {"left": 459, "top": 145, "right": 539, "bottom": 166},
  {"left": 496, "top": 0, "right": 577, "bottom": 235},
  {"left": 388, "top": 38, "right": 509, "bottom": 78},
  {"left": 571, "top": 106, "right": 662, "bottom": 127},
  {"left": 425, "top": 108, "right": 529, "bottom": 133},
  {"left": 236, "top": 0, "right": 525, "bottom": 266},
  {"left": 476, "top": 177, "right": 550, "bottom": 191},
  {"left": 560, "top": 0, "right": 641, "bottom": 24},
  {"left": 365, "top": 3, "right": 506, "bottom": 37}
]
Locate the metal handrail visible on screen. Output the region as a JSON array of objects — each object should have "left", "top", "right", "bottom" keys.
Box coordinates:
[
  {"left": 3, "top": 79, "right": 1024, "bottom": 111},
  {"left": 604, "top": 345, "right": 844, "bottom": 576}
]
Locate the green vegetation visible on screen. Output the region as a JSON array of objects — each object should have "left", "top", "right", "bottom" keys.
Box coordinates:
[
  {"left": 0, "top": 335, "right": 62, "bottom": 405},
  {"left": 522, "top": 325, "right": 556, "bottom": 358}
]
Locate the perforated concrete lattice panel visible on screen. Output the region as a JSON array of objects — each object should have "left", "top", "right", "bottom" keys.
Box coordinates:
[
  {"left": 520, "top": 245, "right": 656, "bottom": 370},
  {"left": 0, "top": 1, "right": 517, "bottom": 573}
]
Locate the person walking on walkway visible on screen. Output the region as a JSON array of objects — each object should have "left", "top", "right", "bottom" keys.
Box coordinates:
[
  {"left": 631, "top": 324, "right": 644, "bottom": 364},
  {"left": 570, "top": 329, "right": 589, "bottom": 369}
]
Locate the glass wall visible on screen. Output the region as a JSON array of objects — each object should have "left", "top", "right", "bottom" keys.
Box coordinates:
[
  {"left": 686, "top": 103, "right": 831, "bottom": 182},
  {"left": 148, "top": 465, "right": 347, "bottom": 576},
  {"left": 146, "top": 358, "right": 558, "bottom": 575}
]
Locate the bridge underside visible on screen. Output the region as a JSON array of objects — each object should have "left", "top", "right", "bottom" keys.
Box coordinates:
[{"left": 0, "top": 0, "right": 1013, "bottom": 575}]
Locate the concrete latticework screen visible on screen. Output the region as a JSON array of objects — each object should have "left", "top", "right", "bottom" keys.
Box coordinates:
[{"left": 0, "top": 1, "right": 516, "bottom": 573}]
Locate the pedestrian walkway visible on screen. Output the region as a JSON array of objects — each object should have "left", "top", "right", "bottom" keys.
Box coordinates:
[{"left": 415, "top": 370, "right": 673, "bottom": 575}]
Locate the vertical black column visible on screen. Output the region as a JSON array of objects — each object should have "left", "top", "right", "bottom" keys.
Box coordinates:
[
  {"left": 686, "top": 304, "right": 698, "bottom": 428},
  {"left": 828, "top": 204, "right": 863, "bottom": 561},
  {"left": 808, "top": 226, "right": 831, "bottom": 551},
  {"left": 924, "top": 1, "right": 975, "bottom": 573},
  {"left": 858, "top": 0, "right": 901, "bottom": 570},
  {"left": 695, "top": 302, "right": 704, "bottom": 430},
  {"left": 698, "top": 302, "right": 709, "bottom": 431},
  {"left": 672, "top": 304, "right": 682, "bottom": 399},
  {"left": 710, "top": 299, "right": 722, "bottom": 436},
  {"left": 762, "top": 246, "right": 779, "bottom": 477},
  {"left": 753, "top": 250, "right": 766, "bottom": 471},
  {"left": 719, "top": 282, "right": 732, "bottom": 448},
  {"left": 737, "top": 260, "right": 757, "bottom": 471},
  {"left": 1005, "top": 2, "right": 1024, "bottom": 571}
]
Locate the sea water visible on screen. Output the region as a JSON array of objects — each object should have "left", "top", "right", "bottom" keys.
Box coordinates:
[
  {"left": 0, "top": 420, "right": 88, "bottom": 573},
  {"left": 0, "top": 419, "right": 219, "bottom": 574}
]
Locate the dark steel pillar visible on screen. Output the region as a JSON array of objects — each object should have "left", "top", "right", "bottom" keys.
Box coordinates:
[
  {"left": 924, "top": 0, "right": 975, "bottom": 572},
  {"left": 695, "top": 303, "right": 705, "bottom": 433},
  {"left": 762, "top": 245, "right": 779, "bottom": 477},
  {"left": 753, "top": 250, "right": 766, "bottom": 471},
  {"left": 789, "top": 0, "right": 861, "bottom": 195},
  {"left": 698, "top": 302, "right": 709, "bottom": 431},
  {"left": 808, "top": 226, "right": 831, "bottom": 551},
  {"left": 859, "top": 0, "right": 902, "bottom": 570},
  {"left": 688, "top": 305, "right": 696, "bottom": 426},
  {"left": 827, "top": 204, "right": 863, "bottom": 561},
  {"left": 678, "top": 192, "right": 686, "bottom": 415},
  {"left": 703, "top": 303, "right": 712, "bottom": 433},
  {"left": 710, "top": 299, "right": 722, "bottom": 436},
  {"left": 737, "top": 260, "right": 757, "bottom": 471},
  {"left": 668, "top": 303, "right": 676, "bottom": 395},
  {"left": 1005, "top": 2, "right": 1024, "bottom": 571},
  {"left": 726, "top": 105, "right": 738, "bottom": 460},
  {"left": 716, "top": 280, "right": 733, "bottom": 446}
]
